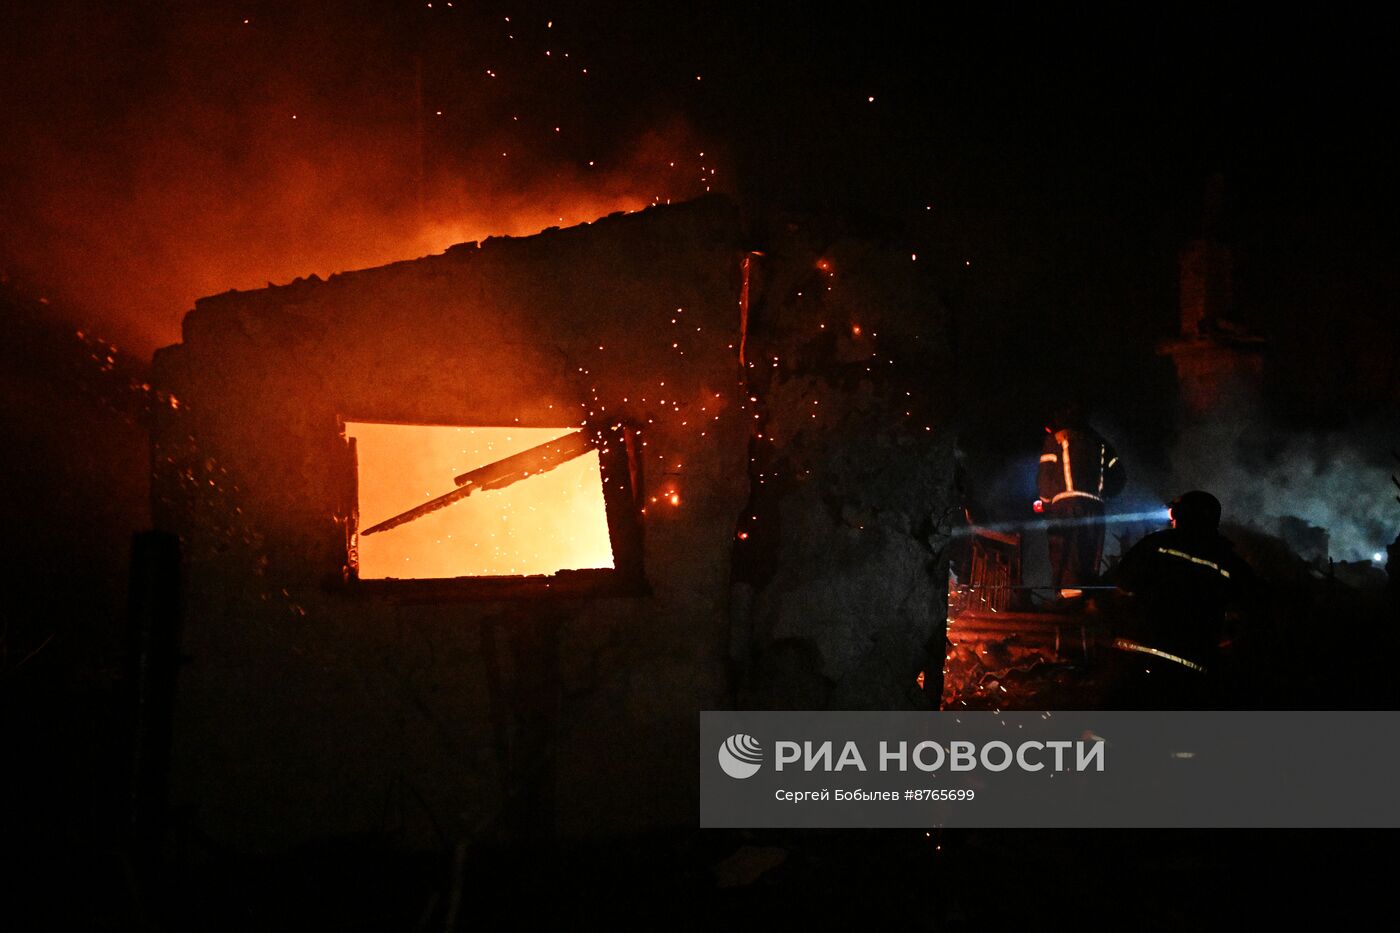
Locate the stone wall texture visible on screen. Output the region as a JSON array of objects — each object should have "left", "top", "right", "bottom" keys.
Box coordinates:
[{"left": 151, "top": 197, "right": 957, "bottom": 850}]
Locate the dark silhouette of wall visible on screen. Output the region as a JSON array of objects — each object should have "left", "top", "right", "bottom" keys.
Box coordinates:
[{"left": 151, "top": 197, "right": 957, "bottom": 850}]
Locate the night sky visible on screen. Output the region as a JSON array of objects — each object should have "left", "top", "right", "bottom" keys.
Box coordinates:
[{"left": 4, "top": 2, "right": 1397, "bottom": 447}]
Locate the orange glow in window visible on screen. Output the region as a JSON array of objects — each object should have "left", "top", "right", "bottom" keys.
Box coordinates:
[{"left": 346, "top": 422, "right": 614, "bottom": 579}]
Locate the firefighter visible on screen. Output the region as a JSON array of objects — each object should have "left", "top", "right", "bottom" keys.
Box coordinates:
[
  {"left": 1112, "top": 490, "right": 1257, "bottom": 707},
  {"left": 1037, "top": 406, "right": 1125, "bottom": 598}
]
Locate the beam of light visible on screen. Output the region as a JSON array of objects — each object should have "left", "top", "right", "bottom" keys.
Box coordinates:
[{"left": 949, "top": 509, "right": 1172, "bottom": 538}]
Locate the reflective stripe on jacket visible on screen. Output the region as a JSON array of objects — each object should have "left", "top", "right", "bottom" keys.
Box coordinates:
[{"left": 1038, "top": 428, "right": 1125, "bottom": 503}]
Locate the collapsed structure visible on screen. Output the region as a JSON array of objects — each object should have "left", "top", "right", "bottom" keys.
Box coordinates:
[{"left": 150, "top": 196, "right": 958, "bottom": 849}]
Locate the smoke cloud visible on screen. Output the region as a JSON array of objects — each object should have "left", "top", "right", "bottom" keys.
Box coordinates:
[
  {"left": 1169, "top": 397, "right": 1399, "bottom": 563},
  {"left": 1, "top": 2, "right": 723, "bottom": 355}
]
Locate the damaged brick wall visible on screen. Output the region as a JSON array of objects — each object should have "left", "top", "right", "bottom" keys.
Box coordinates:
[
  {"left": 733, "top": 228, "right": 958, "bottom": 710},
  {"left": 151, "top": 197, "right": 957, "bottom": 850}
]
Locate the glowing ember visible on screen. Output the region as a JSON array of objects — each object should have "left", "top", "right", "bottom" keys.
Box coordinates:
[{"left": 346, "top": 422, "right": 614, "bottom": 579}]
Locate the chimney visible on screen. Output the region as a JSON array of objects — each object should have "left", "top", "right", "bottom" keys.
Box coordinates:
[
  {"left": 1177, "top": 238, "right": 1233, "bottom": 337},
  {"left": 1177, "top": 173, "right": 1233, "bottom": 337}
]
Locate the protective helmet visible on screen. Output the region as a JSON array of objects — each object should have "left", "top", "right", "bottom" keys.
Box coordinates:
[
  {"left": 1169, "top": 490, "right": 1221, "bottom": 533},
  {"left": 1049, "top": 402, "right": 1086, "bottom": 431}
]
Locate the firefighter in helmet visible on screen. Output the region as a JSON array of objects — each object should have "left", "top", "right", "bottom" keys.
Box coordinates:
[
  {"left": 1112, "top": 490, "right": 1257, "bottom": 706},
  {"left": 1037, "top": 405, "right": 1125, "bottom": 598}
]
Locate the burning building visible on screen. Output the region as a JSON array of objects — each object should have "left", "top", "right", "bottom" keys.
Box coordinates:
[{"left": 149, "top": 196, "right": 957, "bottom": 849}]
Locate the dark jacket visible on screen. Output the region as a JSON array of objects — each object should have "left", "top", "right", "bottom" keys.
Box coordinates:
[
  {"left": 1115, "top": 527, "right": 1255, "bottom": 666},
  {"left": 1038, "top": 427, "right": 1125, "bottom": 506}
]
